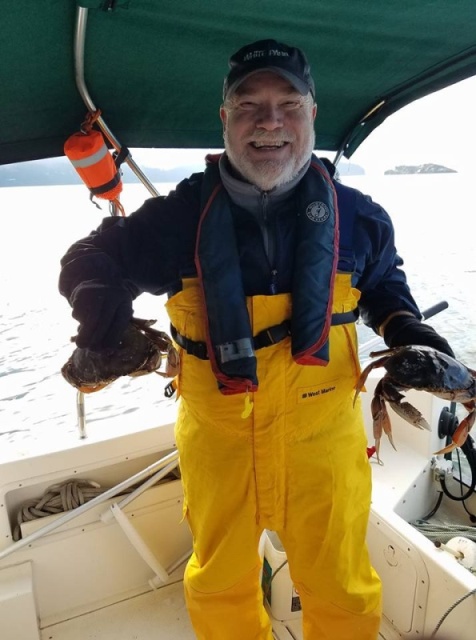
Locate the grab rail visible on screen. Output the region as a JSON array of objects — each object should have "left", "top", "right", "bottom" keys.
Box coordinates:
[
  {"left": 74, "top": 6, "right": 159, "bottom": 198},
  {"left": 0, "top": 450, "right": 179, "bottom": 561}
]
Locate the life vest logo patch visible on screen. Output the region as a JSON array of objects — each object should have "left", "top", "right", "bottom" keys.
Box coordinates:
[{"left": 306, "top": 201, "right": 330, "bottom": 223}]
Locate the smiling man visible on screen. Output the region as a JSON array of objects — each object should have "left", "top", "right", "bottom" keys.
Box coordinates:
[
  {"left": 221, "top": 72, "right": 316, "bottom": 190},
  {"left": 59, "top": 39, "right": 454, "bottom": 640}
]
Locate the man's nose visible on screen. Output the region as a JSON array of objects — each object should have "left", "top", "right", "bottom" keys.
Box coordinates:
[{"left": 256, "top": 104, "right": 284, "bottom": 129}]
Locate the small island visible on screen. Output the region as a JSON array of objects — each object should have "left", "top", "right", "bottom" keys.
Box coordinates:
[{"left": 384, "top": 163, "right": 457, "bottom": 175}]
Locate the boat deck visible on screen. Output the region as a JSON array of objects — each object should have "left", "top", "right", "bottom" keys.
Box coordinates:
[
  {"left": 40, "top": 580, "right": 194, "bottom": 640},
  {"left": 39, "top": 579, "right": 387, "bottom": 640},
  {"left": 5, "top": 378, "right": 472, "bottom": 640}
]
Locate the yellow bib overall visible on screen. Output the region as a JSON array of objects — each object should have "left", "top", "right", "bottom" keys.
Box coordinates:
[{"left": 166, "top": 273, "right": 382, "bottom": 640}]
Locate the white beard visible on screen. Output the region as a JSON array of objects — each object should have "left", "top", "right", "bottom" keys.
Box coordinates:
[{"left": 224, "top": 127, "right": 315, "bottom": 191}]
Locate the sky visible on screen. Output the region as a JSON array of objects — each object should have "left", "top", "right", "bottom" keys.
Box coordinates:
[
  {"left": 351, "top": 75, "right": 476, "bottom": 175},
  {"left": 131, "top": 75, "right": 476, "bottom": 176}
]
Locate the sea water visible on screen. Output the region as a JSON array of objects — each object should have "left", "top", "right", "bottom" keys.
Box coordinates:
[{"left": 0, "top": 174, "right": 475, "bottom": 459}]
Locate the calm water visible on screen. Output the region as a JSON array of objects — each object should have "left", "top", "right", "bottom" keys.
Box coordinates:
[{"left": 1, "top": 174, "right": 475, "bottom": 458}]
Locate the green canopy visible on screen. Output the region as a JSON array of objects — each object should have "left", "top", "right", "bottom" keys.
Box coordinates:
[{"left": 1, "top": 0, "right": 475, "bottom": 165}]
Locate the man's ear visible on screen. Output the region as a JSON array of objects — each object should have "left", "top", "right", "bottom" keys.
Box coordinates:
[{"left": 220, "top": 106, "right": 227, "bottom": 129}]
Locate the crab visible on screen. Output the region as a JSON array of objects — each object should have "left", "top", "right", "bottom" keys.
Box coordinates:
[
  {"left": 354, "top": 345, "right": 476, "bottom": 464},
  {"left": 61, "top": 317, "right": 179, "bottom": 393}
]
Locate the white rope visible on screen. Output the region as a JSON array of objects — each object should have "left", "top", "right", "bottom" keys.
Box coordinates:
[
  {"left": 0, "top": 450, "right": 179, "bottom": 559},
  {"left": 410, "top": 520, "right": 476, "bottom": 544},
  {"left": 13, "top": 479, "right": 103, "bottom": 541}
]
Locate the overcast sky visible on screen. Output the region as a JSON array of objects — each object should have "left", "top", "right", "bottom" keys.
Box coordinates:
[{"left": 352, "top": 75, "right": 476, "bottom": 174}]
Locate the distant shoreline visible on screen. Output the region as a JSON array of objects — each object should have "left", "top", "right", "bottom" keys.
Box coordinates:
[
  {"left": 0, "top": 158, "right": 200, "bottom": 188},
  {"left": 0, "top": 157, "right": 459, "bottom": 187},
  {"left": 0, "top": 156, "right": 366, "bottom": 187}
]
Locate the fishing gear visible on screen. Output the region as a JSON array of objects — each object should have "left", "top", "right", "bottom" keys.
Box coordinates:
[{"left": 64, "top": 110, "right": 129, "bottom": 216}]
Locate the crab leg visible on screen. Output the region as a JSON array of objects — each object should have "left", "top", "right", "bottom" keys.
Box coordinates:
[
  {"left": 353, "top": 356, "right": 388, "bottom": 406},
  {"left": 371, "top": 380, "right": 397, "bottom": 464},
  {"left": 434, "top": 402, "right": 475, "bottom": 455},
  {"left": 371, "top": 394, "right": 391, "bottom": 464}
]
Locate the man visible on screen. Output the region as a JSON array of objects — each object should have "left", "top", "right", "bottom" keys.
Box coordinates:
[{"left": 59, "top": 40, "right": 453, "bottom": 640}]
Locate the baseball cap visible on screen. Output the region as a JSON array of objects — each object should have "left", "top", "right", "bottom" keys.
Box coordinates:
[{"left": 223, "top": 39, "right": 315, "bottom": 100}]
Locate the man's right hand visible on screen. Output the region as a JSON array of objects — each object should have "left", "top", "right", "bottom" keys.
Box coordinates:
[
  {"left": 382, "top": 313, "right": 455, "bottom": 358},
  {"left": 70, "top": 281, "right": 133, "bottom": 350}
]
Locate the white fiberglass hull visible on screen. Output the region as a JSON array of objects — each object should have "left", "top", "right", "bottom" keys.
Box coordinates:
[{"left": 0, "top": 372, "right": 474, "bottom": 640}]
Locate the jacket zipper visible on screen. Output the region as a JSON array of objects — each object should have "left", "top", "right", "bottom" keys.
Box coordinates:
[{"left": 261, "top": 191, "right": 278, "bottom": 294}]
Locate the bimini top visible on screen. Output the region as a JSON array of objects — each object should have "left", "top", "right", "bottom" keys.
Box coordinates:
[{"left": 1, "top": 0, "right": 476, "bottom": 165}]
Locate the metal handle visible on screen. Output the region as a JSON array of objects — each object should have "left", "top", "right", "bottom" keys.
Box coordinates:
[{"left": 74, "top": 7, "right": 159, "bottom": 198}]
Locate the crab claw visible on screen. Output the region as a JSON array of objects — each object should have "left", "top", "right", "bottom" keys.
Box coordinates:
[
  {"left": 388, "top": 401, "right": 430, "bottom": 431},
  {"left": 434, "top": 411, "right": 474, "bottom": 455}
]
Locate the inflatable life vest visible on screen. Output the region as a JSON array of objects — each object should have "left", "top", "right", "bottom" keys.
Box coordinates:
[{"left": 194, "top": 154, "right": 340, "bottom": 395}]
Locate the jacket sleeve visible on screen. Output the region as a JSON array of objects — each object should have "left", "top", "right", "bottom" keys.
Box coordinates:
[
  {"left": 351, "top": 190, "right": 454, "bottom": 355},
  {"left": 59, "top": 176, "right": 201, "bottom": 304},
  {"left": 352, "top": 190, "right": 422, "bottom": 332}
]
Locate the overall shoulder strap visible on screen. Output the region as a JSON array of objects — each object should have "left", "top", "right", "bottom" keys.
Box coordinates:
[
  {"left": 291, "top": 156, "right": 339, "bottom": 365},
  {"left": 196, "top": 157, "right": 257, "bottom": 394},
  {"left": 334, "top": 180, "right": 358, "bottom": 273}
]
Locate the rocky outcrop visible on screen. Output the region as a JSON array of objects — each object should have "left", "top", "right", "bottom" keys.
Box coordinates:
[{"left": 384, "top": 163, "right": 457, "bottom": 175}]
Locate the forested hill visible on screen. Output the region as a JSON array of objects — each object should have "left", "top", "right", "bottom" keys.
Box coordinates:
[
  {"left": 0, "top": 157, "right": 199, "bottom": 187},
  {"left": 0, "top": 156, "right": 366, "bottom": 187}
]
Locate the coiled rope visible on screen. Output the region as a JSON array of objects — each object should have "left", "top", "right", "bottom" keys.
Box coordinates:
[
  {"left": 13, "top": 479, "right": 104, "bottom": 541},
  {"left": 411, "top": 519, "right": 476, "bottom": 545},
  {"left": 13, "top": 468, "right": 181, "bottom": 542}
]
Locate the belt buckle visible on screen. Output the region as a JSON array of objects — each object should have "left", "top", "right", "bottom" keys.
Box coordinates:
[{"left": 266, "top": 328, "right": 276, "bottom": 345}]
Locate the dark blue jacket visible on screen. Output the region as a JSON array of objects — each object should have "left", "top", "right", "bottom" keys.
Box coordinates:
[{"left": 59, "top": 165, "right": 421, "bottom": 335}]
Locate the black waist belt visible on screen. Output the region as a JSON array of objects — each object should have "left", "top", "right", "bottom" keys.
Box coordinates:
[{"left": 170, "top": 311, "right": 357, "bottom": 361}]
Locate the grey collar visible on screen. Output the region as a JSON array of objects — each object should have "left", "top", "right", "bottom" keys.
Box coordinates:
[{"left": 218, "top": 154, "right": 311, "bottom": 213}]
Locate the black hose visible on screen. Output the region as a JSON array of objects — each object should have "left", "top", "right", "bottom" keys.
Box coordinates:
[
  {"left": 437, "top": 405, "right": 476, "bottom": 506},
  {"left": 440, "top": 435, "right": 476, "bottom": 502},
  {"left": 421, "top": 492, "right": 444, "bottom": 520}
]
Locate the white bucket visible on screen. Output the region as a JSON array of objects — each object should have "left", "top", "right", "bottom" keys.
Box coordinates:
[{"left": 261, "top": 530, "right": 301, "bottom": 621}]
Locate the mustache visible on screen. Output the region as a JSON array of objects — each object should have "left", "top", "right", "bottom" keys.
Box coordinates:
[{"left": 247, "top": 130, "right": 294, "bottom": 145}]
